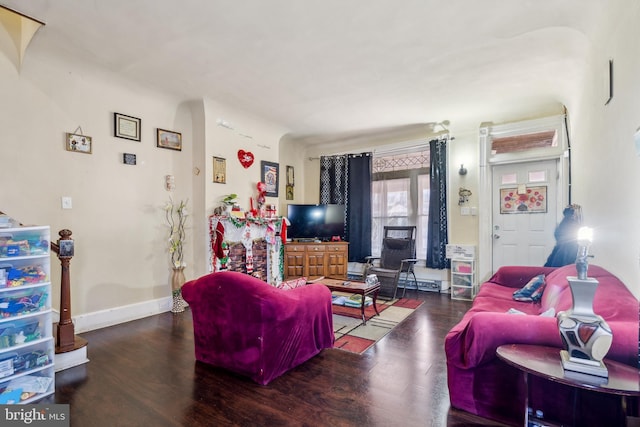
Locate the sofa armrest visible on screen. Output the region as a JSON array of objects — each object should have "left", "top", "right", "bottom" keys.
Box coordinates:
[
  {"left": 488, "top": 265, "right": 557, "bottom": 289},
  {"left": 445, "top": 311, "right": 562, "bottom": 369}
]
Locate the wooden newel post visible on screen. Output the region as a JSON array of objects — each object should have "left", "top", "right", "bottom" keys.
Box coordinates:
[{"left": 51, "top": 229, "right": 75, "bottom": 351}]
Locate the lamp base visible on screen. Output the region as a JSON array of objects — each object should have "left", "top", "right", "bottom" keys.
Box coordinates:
[{"left": 560, "top": 350, "right": 608, "bottom": 378}]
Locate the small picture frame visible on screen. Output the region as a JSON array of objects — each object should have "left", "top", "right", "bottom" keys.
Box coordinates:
[
  {"left": 123, "top": 153, "right": 137, "bottom": 165},
  {"left": 157, "top": 128, "right": 182, "bottom": 151},
  {"left": 261, "top": 161, "right": 279, "bottom": 197},
  {"left": 66, "top": 133, "right": 92, "bottom": 154},
  {"left": 114, "top": 113, "right": 141, "bottom": 141},
  {"left": 213, "top": 156, "right": 226, "bottom": 183},
  {"left": 286, "top": 165, "right": 295, "bottom": 186},
  {"left": 59, "top": 239, "right": 74, "bottom": 258}
]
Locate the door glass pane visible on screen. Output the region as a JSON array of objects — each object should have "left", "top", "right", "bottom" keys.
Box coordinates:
[
  {"left": 501, "top": 173, "right": 517, "bottom": 185},
  {"left": 528, "top": 170, "right": 546, "bottom": 182}
]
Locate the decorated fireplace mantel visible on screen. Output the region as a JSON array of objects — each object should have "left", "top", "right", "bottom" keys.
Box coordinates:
[{"left": 208, "top": 215, "right": 286, "bottom": 285}]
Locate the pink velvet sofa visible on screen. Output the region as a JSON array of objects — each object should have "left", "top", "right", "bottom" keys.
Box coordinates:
[
  {"left": 445, "top": 264, "right": 639, "bottom": 426},
  {"left": 182, "top": 271, "right": 334, "bottom": 385}
]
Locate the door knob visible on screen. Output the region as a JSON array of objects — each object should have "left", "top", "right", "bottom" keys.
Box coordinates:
[{"left": 494, "top": 234, "right": 500, "bottom": 239}]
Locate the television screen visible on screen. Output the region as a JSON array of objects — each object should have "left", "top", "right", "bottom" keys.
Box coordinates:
[{"left": 286, "top": 204, "right": 345, "bottom": 241}]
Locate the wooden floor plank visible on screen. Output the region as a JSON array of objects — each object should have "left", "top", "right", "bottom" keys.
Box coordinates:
[{"left": 47, "top": 289, "right": 510, "bottom": 427}]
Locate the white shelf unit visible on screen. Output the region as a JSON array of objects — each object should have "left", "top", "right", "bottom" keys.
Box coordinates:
[
  {"left": 0, "top": 225, "right": 54, "bottom": 404},
  {"left": 450, "top": 259, "right": 477, "bottom": 301}
]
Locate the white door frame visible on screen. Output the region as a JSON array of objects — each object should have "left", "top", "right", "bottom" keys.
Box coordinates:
[{"left": 478, "top": 115, "right": 569, "bottom": 283}]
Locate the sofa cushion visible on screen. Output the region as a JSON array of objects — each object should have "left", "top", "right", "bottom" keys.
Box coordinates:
[
  {"left": 467, "top": 284, "right": 541, "bottom": 316},
  {"left": 487, "top": 265, "right": 555, "bottom": 289}
]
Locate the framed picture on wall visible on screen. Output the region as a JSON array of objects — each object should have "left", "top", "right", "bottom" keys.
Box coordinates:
[
  {"left": 156, "top": 128, "right": 182, "bottom": 151},
  {"left": 213, "top": 156, "right": 226, "bottom": 183},
  {"left": 261, "top": 161, "right": 279, "bottom": 197},
  {"left": 114, "top": 113, "right": 141, "bottom": 141},
  {"left": 286, "top": 165, "right": 295, "bottom": 186},
  {"left": 500, "top": 186, "right": 547, "bottom": 214},
  {"left": 123, "top": 153, "right": 137, "bottom": 165},
  {"left": 65, "top": 133, "right": 92, "bottom": 154}
]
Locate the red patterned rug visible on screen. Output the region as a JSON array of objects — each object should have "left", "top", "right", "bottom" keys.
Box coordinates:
[{"left": 331, "top": 297, "right": 423, "bottom": 354}]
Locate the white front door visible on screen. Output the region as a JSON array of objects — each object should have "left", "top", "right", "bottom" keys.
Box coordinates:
[{"left": 491, "top": 159, "right": 559, "bottom": 271}]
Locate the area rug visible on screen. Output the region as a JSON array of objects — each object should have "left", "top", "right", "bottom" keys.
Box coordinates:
[{"left": 331, "top": 297, "right": 423, "bottom": 354}]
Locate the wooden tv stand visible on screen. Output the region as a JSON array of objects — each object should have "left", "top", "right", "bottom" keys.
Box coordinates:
[{"left": 284, "top": 241, "right": 348, "bottom": 280}]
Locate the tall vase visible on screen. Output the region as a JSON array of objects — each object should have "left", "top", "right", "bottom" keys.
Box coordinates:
[
  {"left": 171, "top": 266, "right": 187, "bottom": 313},
  {"left": 557, "top": 276, "right": 613, "bottom": 376}
]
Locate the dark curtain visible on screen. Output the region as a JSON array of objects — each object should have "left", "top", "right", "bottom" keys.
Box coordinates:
[
  {"left": 319, "top": 153, "right": 372, "bottom": 262},
  {"left": 426, "top": 138, "right": 449, "bottom": 269}
]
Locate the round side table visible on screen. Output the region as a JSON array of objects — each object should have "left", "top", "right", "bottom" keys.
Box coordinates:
[{"left": 497, "top": 344, "right": 639, "bottom": 426}]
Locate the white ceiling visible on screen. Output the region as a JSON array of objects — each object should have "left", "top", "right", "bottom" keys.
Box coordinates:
[{"left": 0, "top": 1, "right": 623, "bottom": 144}]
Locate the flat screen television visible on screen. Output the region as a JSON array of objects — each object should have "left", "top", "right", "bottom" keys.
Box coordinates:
[{"left": 286, "top": 204, "right": 346, "bottom": 241}]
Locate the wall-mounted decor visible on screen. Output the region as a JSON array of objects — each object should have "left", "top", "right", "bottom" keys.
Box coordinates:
[
  {"left": 237, "top": 149, "right": 254, "bottom": 168},
  {"left": 286, "top": 165, "right": 294, "bottom": 200},
  {"left": 604, "top": 59, "right": 613, "bottom": 106},
  {"left": 500, "top": 186, "right": 547, "bottom": 214},
  {"left": 114, "top": 113, "right": 141, "bottom": 141},
  {"left": 261, "top": 161, "right": 279, "bottom": 197},
  {"left": 123, "top": 153, "right": 137, "bottom": 165},
  {"left": 286, "top": 165, "right": 294, "bottom": 185},
  {"left": 66, "top": 133, "right": 92, "bottom": 154},
  {"left": 213, "top": 156, "right": 226, "bottom": 183},
  {"left": 59, "top": 239, "right": 74, "bottom": 257},
  {"left": 157, "top": 128, "right": 182, "bottom": 151}
]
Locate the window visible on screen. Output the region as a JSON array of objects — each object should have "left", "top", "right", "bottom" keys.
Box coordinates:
[
  {"left": 372, "top": 150, "right": 429, "bottom": 259},
  {"left": 491, "top": 130, "right": 557, "bottom": 154}
]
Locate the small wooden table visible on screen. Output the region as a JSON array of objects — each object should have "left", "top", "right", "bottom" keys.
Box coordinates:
[
  {"left": 497, "top": 344, "right": 640, "bottom": 426},
  {"left": 320, "top": 278, "right": 380, "bottom": 325}
]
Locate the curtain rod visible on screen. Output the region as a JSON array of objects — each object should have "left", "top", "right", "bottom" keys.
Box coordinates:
[
  {"left": 307, "top": 132, "right": 452, "bottom": 161},
  {"left": 308, "top": 152, "right": 371, "bottom": 161}
]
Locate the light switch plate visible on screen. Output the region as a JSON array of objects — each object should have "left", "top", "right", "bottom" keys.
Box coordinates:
[{"left": 61, "top": 197, "right": 72, "bottom": 209}]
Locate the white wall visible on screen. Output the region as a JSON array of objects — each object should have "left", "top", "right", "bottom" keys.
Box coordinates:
[
  {"left": 201, "top": 99, "right": 288, "bottom": 216},
  {"left": 567, "top": 3, "right": 640, "bottom": 298},
  {"left": 0, "top": 45, "right": 290, "bottom": 326},
  {"left": 0, "top": 50, "right": 195, "bottom": 319}
]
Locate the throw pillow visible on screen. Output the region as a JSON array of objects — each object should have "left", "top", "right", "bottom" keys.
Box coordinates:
[
  {"left": 512, "top": 274, "right": 546, "bottom": 302},
  {"left": 276, "top": 277, "right": 307, "bottom": 290}
]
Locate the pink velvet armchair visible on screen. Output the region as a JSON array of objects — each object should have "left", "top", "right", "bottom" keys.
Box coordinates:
[{"left": 182, "top": 271, "right": 334, "bottom": 385}]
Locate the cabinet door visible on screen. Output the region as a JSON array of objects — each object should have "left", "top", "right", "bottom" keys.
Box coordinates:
[
  {"left": 284, "top": 245, "right": 306, "bottom": 279},
  {"left": 326, "top": 245, "right": 347, "bottom": 279},
  {"left": 305, "top": 251, "right": 326, "bottom": 277},
  {"left": 284, "top": 252, "right": 305, "bottom": 278}
]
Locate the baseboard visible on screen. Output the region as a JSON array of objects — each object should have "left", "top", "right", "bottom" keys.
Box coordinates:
[
  {"left": 55, "top": 346, "right": 89, "bottom": 372},
  {"left": 70, "top": 296, "right": 173, "bottom": 333}
]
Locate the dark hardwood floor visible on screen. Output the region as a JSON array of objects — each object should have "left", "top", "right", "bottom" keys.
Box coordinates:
[{"left": 47, "top": 289, "right": 510, "bottom": 427}]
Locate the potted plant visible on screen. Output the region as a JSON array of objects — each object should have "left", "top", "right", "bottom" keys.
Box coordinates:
[{"left": 221, "top": 194, "right": 238, "bottom": 213}]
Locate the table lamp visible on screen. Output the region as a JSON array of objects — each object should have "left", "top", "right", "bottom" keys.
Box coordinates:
[{"left": 557, "top": 227, "right": 613, "bottom": 377}]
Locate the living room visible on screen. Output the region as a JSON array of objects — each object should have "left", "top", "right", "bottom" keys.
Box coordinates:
[{"left": 0, "top": 1, "right": 638, "bottom": 426}]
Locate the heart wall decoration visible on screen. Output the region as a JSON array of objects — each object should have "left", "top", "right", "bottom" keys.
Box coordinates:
[{"left": 237, "top": 150, "right": 255, "bottom": 168}]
